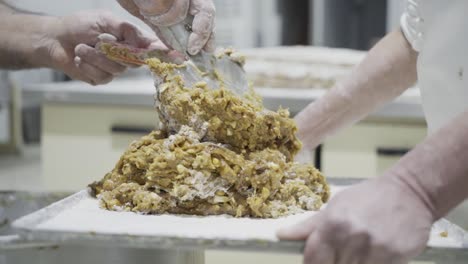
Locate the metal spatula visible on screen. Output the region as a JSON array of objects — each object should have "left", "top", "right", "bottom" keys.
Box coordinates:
[
  {"left": 156, "top": 15, "right": 249, "bottom": 95},
  {"left": 97, "top": 17, "right": 249, "bottom": 131},
  {"left": 97, "top": 16, "right": 249, "bottom": 96}
]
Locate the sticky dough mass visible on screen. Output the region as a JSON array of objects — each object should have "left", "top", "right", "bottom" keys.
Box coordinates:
[{"left": 89, "top": 55, "right": 330, "bottom": 218}]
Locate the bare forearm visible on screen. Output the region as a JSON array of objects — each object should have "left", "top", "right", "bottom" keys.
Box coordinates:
[
  {"left": 0, "top": 1, "right": 56, "bottom": 69},
  {"left": 296, "top": 29, "right": 418, "bottom": 149},
  {"left": 388, "top": 110, "right": 468, "bottom": 220}
]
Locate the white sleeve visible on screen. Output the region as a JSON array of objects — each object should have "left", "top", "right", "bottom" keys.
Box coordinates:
[{"left": 400, "top": 0, "right": 424, "bottom": 52}]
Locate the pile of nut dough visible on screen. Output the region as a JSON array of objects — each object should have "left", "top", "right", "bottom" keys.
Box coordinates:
[{"left": 89, "top": 52, "right": 330, "bottom": 218}]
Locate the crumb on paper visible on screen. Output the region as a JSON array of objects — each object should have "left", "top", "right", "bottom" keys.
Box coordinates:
[{"left": 440, "top": 231, "right": 449, "bottom": 238}]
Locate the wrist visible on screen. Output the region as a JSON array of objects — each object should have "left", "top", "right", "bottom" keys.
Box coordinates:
[
  {"left": 30, "top": 15, "right": 63, "bottom": 69},
  {"left": 295, "top": 86, "right": 351, "bottom": 150},
  {"left": 379, "top": 167, "right": 438, "bottom": 222}
]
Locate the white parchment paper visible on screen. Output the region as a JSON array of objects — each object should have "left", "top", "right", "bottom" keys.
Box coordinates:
[{"left": 30, "top": 186, "right": 465, "bottom": 247}]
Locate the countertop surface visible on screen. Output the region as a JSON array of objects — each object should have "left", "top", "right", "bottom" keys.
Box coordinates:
[{"left": 22, "top": 78, "right": 425, "bottom": 120}]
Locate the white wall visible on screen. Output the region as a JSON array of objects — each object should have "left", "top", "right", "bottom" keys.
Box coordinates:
[
  {"left": 0, "top": 103, "right": 9, "bottom": 143},
  {"left": 0, "top": 72, "right": 10, "bottom": 143},
  {"left": 258, "top": 0, "right": 281, "bottom": 47}
]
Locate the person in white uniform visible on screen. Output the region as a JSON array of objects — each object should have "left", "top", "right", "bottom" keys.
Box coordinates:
[{"left": 275, "top": 0, "right": 468, "bottom": 263}]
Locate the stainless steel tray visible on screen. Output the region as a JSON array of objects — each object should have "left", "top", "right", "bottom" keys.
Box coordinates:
[{"left": 10, "top": 186, "right": 468, "bottom": 262}]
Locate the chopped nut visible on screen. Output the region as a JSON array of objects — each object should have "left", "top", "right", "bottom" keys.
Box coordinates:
[
  {"left": 176, "top": 164, "right": 186, "bottom": 173},
  {"left": 440, "top": 231, "right": 449, "bottom": 238}
]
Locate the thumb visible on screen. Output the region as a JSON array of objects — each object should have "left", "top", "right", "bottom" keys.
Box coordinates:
[{"left": 276, "top": 213, "right": 322, "bottom": 241}]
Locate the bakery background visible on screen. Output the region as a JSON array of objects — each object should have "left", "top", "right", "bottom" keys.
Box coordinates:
[{"left": 1, "top": 1, "right": 466, "bottom": 264}]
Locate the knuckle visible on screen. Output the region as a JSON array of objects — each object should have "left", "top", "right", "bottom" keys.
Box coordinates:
[
  {"left": 325, "top": 214, "right": 350, "bottom": 233},
  {"left": 74, "top": 44, "right": 85, "bottom": 53},
  {"left": 99, "top": 74, "right": 114, "bottom": 85},
  {"left": 88, "top": 79, "right": 98, "bottom": 86},
  {"left": 74, "top": 44, "right": 91, "bottom": 57},
  {"left": 352, "top": 227, "right": 371, "bottom": 241},
  {"left": 195, "top": 31, "right": 210, "bottom": 39},
  {"left": 205, "top": 6, "right": 215, "bottom": 15},
  {"left": 371, "top": 237, "right": 395, "bottom": 256},
  {"left": 204, "top": 1, "right": 216, "bottom": 14},
  {"left": 89, "top": 72, "right": 113, "bottom": 86},
  {"left": 120, "top": 21, "right": 137, "bottom": 32},
  {"left": 92, "top": 80, "right": 104, "bottom": 86},
  {"left": 303, "top": 239, "right": 319, "bottom": 263}
]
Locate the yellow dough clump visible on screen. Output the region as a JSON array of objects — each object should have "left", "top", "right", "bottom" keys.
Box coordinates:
[{"left": 89, "top": 53, "right": 330, "bottom": 218}]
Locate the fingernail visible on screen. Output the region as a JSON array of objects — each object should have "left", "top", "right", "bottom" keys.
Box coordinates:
[
  {"left": 98, "top": 33, "right": 117, "bottom": 43},
  {"left": 188, "top": 47, "right": 200, "bottom": 55},
  {"left": 74, "top": 56, "right": 81, "bottom": 67}
]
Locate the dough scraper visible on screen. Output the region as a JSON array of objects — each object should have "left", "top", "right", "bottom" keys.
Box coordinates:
[{"left": 97, "top": 15, "right": 249, "bottom": 96}]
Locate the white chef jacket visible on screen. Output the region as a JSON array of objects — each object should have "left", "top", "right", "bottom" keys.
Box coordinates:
[
  {"left": 401, "top": 0, "right": 468, "bottom": 133},
  {"left": 400, "top": 0, "right": 468, "bottom": 228}
]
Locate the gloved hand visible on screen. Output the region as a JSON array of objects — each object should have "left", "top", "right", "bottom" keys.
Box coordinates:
[
  {"left": 46, "top": 11, "right": 167, "bottom": 85},
  {"left": 277, "top": 178, "right": 434, "bottom": 264},
  {"left": 117, "top": 0, "right": 216, "bottom": 55}
]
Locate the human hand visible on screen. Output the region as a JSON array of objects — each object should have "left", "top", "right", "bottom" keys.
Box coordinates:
[
  {"left": 277, "top": 178, "right": 434, "bottom": 264},
  {"left": 117, "top": 0, "right": 216, "bottom": 55},
  {"left": 44, "top": 11, "right": 168, "bottom": 85}
]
